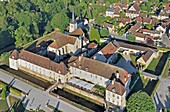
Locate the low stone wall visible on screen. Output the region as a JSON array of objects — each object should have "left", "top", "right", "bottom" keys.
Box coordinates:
[{"left": 65, "top": 84, "right": 105, "bottom": 105}]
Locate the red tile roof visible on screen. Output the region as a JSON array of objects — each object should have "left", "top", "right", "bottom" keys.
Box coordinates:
[
  {"left": 18, "top": 50, "right": 68, "bottom": 75},
  {"left": 101, "top": 42, "right": 117, "bottom": 55},
  {"left": 107, "top": 81, "right": 126, "bottom": 96},
  {"left": 49, "top": 32, "right": 77, "bottom": 49},
  {"left": 68, "top": 56, "right": 131, "bottom": 85}
]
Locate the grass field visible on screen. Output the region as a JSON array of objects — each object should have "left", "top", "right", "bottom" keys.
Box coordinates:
[
  {"left": 147, "top": 52, "right": 162, "bottom": 71},
  {"left": 0, "top": 99, "right": 8, "bottom": 111},
  {"left": 0, "top": 81, "right": 21, "bottom": 96}
]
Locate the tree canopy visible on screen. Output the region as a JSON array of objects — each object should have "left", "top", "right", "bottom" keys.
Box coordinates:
[
  {"left": 100, "top": 28, "right": 109, "bottom": 37},
  {"left": 0, "top": 0, "right": 107, "bottom": 49},
  {"left": 89, "top": 25, "right": 100, "bottom": 44},
  {"left": 126, "top": 91, "right": 155, "bottom": 112},
  {"left": 127, "top": 34, "right": 136, "bottom": 42}
]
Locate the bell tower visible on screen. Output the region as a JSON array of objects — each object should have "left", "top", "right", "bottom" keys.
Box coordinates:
[{"left": 69, "top": 9, "right": 77, "bottom": 33}]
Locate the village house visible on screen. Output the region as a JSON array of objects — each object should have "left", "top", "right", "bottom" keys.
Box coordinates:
[
  {"left": 126, "top": 2, "right": 141, "bottom": 18},
  {"left": 128, "top": 23, "right": 142, "bottom": 33},
  {"left": 106, "top": 7, "right": 115, "bottom": 18}
]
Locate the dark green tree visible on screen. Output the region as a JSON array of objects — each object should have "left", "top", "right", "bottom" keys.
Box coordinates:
[
  {"left": 51, "top": 12, "right": 69, "bottom": 32},
  {"left": 100, "top": 28, "right": 109, "bottom": 37},
  {"left": 127, "top": 91, "right": 155, "bottom": 112},
  {"left": 127, "top": 34, "right": 136, "bottom": 42}
]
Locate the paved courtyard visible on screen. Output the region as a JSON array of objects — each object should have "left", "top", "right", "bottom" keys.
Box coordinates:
[{"left": 153, "top": 78, "right": 170, "bottom": 110}]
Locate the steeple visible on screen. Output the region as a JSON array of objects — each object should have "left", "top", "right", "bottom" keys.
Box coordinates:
[
  {"left": 69, "top": 8, "right": 77, "bottom": 33},
  {"left": 72, "top": 9, "right": 75, "bottom": 22}
]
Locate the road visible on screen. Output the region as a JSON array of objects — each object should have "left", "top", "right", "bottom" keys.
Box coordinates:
[
  {"left": 0, "top": 71, "right": 83, "bottom": 112},
  {"left": 153, "top": 78, "right": 170, "bottom": 111},
  {"left": 162, "top": 33, "right": 170, "bottom": 48}
]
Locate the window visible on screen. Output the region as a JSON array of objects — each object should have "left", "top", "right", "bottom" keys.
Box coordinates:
[
  {"left": 117, "top": 101, "right": 119, "bottom": 105},
  {"left": 113, "top": 94, "right": 115, "bottom": 97},
  {"left": 117, "top": 96, "right": 119, "bottom": 99},
  {"left": 108, "top": 98, "right": 110, "bottom": 102}
]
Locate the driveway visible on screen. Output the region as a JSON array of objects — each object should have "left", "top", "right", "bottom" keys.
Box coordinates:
[
  {"left": 153, "top": 78, "right": 170, "bottom": 110},
  {"left": 162, "top": 33, "right": 170, "bottom": 48},
  {"left": 0, "top": 71, "right": 83, "bottom": 112}
]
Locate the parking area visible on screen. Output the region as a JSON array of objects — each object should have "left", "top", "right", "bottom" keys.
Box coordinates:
[{"left": 153, "top": 78, "right": 170, "bottom": 110}]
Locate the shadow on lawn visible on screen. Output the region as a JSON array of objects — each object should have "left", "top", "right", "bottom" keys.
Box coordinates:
[
  {"left": 145, "top": 52, "right": 170, "bottom": 76},
  {"left": 128, "top": 76, "right": 159, "bottom": 98}
]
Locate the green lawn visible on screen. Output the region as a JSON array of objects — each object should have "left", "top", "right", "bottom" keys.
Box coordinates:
[
  {"left": 94, "top": 85, "right": 106, "bottom": 94},
  {"left": 130, "top": 55, "right": 137, "bottom": 66},
  {"left": 141, "top": 75, "right": 150, "bottom": 88},
  {"left": 0, "top": 81, "right": 21, "bottom": 96},
  {"left": 0, "top": 99, "right": 9, "bottom": 111},
  {"left": 130, "top": 73, "right": 150, "bottom": 94},
  {"left": 147, "top": 52, "right": 162, "bottom": 71}
]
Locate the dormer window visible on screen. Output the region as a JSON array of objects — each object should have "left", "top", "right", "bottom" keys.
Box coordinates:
[
  {"left": 79, "top": 65, "right": 82, "bottom": 69},
  {"left": 12, "top": 56, "right": 14, "bottom": 59},
  {"left": 85, "top": 67, "right": 88, "bottom": 71},
  {"left": 112, "top": 88, "right": 115, "bottom": 92},
  {"left": 73, "top": 62, "right": 76, "bottom": 66},
  {"left": 58, "top": 71, "right": 61, "bottom": 74}
]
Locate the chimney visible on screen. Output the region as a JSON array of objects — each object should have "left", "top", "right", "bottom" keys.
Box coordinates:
[
  {"left": 93, "top": 56, "right": 97, "bottom": 60},
  {"left": 112, "top": 78, "right": 115, "bottom": 85},
  {"left": 116, "top": 71, "right": 119, "bottom": 79},
  {"left": 78, "top": 56, "right": 81, "bottom": 62}
]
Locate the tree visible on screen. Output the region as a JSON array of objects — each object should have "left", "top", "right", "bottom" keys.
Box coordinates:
[
  {"left": 119, "top": 11, "right": 126, "bottom": 18},
  {"left": 127, "top": 34, "right": 136, "bottom": 42},
  {"left": 100, "top": 28, "right": 109, "bottom": 37},
  {"left": 89, "top": 25, "right": 100, "bottom": 43},
  {"left": 145, "top": 24, "right": 154, "bottom": 30},
  {"left": 95, "top": 15, "right": 105, "bottom": 26},
  {"left": 0, "top": 52, "right": 11, "bottom": 65},
  {"left": 51, "top": 12, "right": 69, "bottom": 32},
  {"left": 127, "top": 91, "right": 155, "bottom": 112},
  {"left": 1, "top": 86, "right": 7, "bottom": 100}
]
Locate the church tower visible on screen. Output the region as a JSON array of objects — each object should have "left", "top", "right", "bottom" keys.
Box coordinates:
[{"left": 69, "top": 10, "right": 77, "bottom": 33}]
